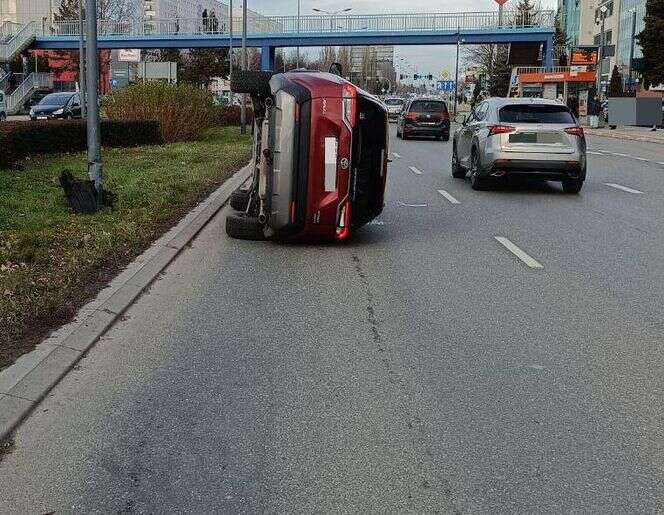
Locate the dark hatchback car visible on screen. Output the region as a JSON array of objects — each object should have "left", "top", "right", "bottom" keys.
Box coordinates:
[
  {"left": 30, "top": 92, "right": 82, "bottom": 121},
  {"left": 396, "top": 97, "right": 450, "bottom": 141}
]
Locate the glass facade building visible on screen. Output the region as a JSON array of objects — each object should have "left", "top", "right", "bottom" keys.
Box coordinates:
[{"left": 616, "top": 0, "right": 646, "bottom": 69}]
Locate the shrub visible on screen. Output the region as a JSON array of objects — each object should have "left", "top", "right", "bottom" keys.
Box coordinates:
[
  {"left": 214, "top": 105, "right": 254, "bottom": 126},
  {"left": 0, "top": 120, "right": 161, "bottom": 169},
  {"left": 103, "top": 82, "right": 216, "bottom": 142}
]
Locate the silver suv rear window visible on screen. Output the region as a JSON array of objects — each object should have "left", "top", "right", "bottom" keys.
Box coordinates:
[{"left": 499, "top": 105, "right": 575, "bottom": 124}]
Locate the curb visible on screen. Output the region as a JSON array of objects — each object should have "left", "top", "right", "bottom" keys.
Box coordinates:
[
  {"left": 586, "top": 131, "right": 664, "bottom": 144},
  {"left": 0, "top": 163, "right": 252, "bottom": 441}
]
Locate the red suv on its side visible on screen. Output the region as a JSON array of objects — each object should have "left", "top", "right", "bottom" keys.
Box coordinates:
[{"left": 225, "top": 68, "right": 389, "bottom": 242}]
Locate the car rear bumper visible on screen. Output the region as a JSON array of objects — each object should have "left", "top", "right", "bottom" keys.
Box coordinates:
[
  {"left": 486, "top": 158, "right": 585, "bottom": 180},
  {"left": 403, "top": 124, "right": 449, "bottom": 137}
]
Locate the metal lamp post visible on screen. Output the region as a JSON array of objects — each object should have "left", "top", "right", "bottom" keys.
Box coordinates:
[
  {"left": 595, "top": 5, "right": 607, "bottom": 98},
  {"left": 312, "top": 7, "right": 352, "bottom": 32},
  {"left": 627, "top": 9, "right": 637, "bottom": 93},
  {"left": 240, "top": 0, "right": 247, "bottom": 134},
  {"left": 229, "top": 0, "right": 233, "bottom": 80},
  {"left": 454, "top": 27, "right": 464, "bottom": 116},
  {"left": 85, "top": 0, "right": 102, "bottom": 207},
  {"left": 78, "top": 0, "right": 86, "bottom": 118},
  {"left": 296, "top": 0, "right": 301, "bottom": 68}
]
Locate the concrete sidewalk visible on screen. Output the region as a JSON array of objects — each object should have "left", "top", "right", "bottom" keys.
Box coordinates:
[{"left": 585, "top": 125, "right": 664, "bottom": 144}]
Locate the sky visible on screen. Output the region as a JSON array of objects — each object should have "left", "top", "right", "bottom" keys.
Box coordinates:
[{"left": 244, "top": 0, "right": 558, "bottom": 80}]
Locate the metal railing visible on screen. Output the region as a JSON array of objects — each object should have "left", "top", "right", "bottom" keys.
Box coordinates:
[
  {"left": 0, "top": 21, "right": 36, "bottom": 62},
  {"left": 515, "top": 66, "right": 574, "bottom": 74},
  {"left": 6, "top": 72, "right": 53, "bottom": 114},
  {"left": 44, "top": 10, "right": 555, "bottom": 37}
]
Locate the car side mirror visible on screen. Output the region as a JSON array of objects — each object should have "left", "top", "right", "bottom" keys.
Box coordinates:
[{"left": 329, "top": 62, "right": 343, "bottom": 77}]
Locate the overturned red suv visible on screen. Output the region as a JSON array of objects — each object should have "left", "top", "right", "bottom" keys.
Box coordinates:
[{"left": 225, "top": 67, "right": 389, "bottom": 241}]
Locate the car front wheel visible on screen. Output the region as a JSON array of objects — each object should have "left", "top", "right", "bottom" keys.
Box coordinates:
[{"left": 562, "top": 179, "right": 583, "bottom": 194}]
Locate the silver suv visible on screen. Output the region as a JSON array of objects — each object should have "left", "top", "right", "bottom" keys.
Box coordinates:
[{"left": 452, "top": 98, "right": 587, "bottom": 193}]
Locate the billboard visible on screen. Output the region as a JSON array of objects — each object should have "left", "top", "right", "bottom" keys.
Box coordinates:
[{"left": 570, "top": 47, "right": 598, "bottom": 66}]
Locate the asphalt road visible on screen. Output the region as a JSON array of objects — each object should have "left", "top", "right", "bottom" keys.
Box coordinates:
[{"left": 1, "top": 126, "right": 664, "bottom": 513}]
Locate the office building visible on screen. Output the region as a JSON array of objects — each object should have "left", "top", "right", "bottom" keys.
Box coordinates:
[{"left": 616, "top": 0, "right": 645, "bottom": 72}]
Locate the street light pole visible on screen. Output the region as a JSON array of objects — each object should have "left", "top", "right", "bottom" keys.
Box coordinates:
[
  {"left": 85, "top": 0, "right": 102, "bottom": 207},
  {"left": 296, "top": 0, "right": 300, "bottom": 68},
  {"left": 627, "top": 9, "right": 637, "bottom": 92},
  {"left": 229, "top": 0, "right": 233, "bottom": 80},
  {"left": 454, "top": 25, "right": 461, "bottom": 116},
  {"left": 596, "top": 6, "right": 607, "bottom": 97},
  {"left": 240, "top": 0, "right": 247, "bottom": 134},
  {"left": 78, "top": 0, "right": 86, "bottom": 118}
]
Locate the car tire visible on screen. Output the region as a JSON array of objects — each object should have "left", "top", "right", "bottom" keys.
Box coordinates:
[
  {"left": 469, "top": 149, "right": 486, "bottom": 190},
  {"left": 65, "top": 113, "right": 73, "bottom": 120},
  {"left": 396, "top": 128, "right": 402, "bottom": 138},
  {"left": 442, "top": 133, "right": 450, "bottom": 142},
  {"left": 230, "top": 70, "right": 274, "bottom": 96},
  {"left": 561, "top": 179, "right": 583, "bottom": 194},
  {"left": 0, "top": 112, "right": 5, "bottom": 122},
  {"left": 225, "top": 212, "right": 266, "bottom": 240},
  {"left": 451, "top": 145, "right": 465, "bottom": 179},
  {"left": 229, "top": 188, "right": 251, "bottom": 211}
]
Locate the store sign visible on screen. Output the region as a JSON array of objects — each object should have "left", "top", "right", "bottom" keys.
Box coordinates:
[
  {"left": 570, "top": 65, "right": 587, "bottom": 76},
  {"left": 118, "top": 49, "right": 141, "bottom": 62}
]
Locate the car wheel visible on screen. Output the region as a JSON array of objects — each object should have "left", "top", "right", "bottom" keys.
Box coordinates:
[
  {"left": 396, "top": 128, "right": 402, "bottom": 139},
  {"left": 561, "top": 179, "right": 583, "bottom": 194},
  {"left": 442, "top": 133, "right": 450, "bottom": 142},
  {"left": 65, "top": 113, "right": 73, "bottom": 120},
  {"left": 469, "top": 149, "right": 486, "bottom": 190},
  {"left": 451, "top": 144, "right": 465, "bottom": 179},
  {"left": 229, "top": 188, "right": 251, "bottom": 211},
  {"left": 230, "top": 70, "right": 275, "bottom": 96},
  {"left": 225, "top": 212, "right": 266, "bottom": 240},
  {"left": 0, "top": 113, "right": 6, "bottom": 122}
]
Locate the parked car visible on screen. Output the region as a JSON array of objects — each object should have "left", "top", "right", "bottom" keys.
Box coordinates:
[
  {"left": 225, "top": 68, "right": 389, "bottom": 242},
  {"left": 0, "top": 90, "right": 6, "bottom": 121},
  {"left": 22, "top": 90, "right": 52, "bottom": 115},
  {"left": 452, "top": 97, "right": 586, "bottom": 193},
  {"left": 396, "top": 97, "right": 450, "bottom": 141},
  {"left": 29, "top": 92, "right": 82, "bottom": 121},
  {"left": 384, "top": 96, "right": 405, "bottom": 121}
]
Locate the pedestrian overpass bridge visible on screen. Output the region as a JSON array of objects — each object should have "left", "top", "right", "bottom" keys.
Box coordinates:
[{"left": 1, "top": 10, "right": 555, "bottom": 71}]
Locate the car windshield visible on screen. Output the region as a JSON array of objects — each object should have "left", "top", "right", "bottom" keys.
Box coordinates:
[
  {"left": 39, "top": 94, "right": 72, "bottom": 106},
  {"left": 499, "top": 104, "right": 575, "bottom": 124},
  {"left": 385, "top": 98, "right": 404, "bottom": 106},
  {"left": 410, "top": 100, "right": 446, "bottom": 113}
]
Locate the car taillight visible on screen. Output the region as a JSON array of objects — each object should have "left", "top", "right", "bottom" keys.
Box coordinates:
[
  {"left": 405, "top": 112, "right": 418, "bottom": 121},
  {"left": 441, "top": 111, "right": 449, "bottom": 121},
  {"left": 335, "top": 200, "right": 352, "bottom": 240},
  {"left": 488, "top": 125, "right": 515, "bottom": 136},
  {"left": 342, "top": 83, "right": 357, "bottom": 127},
  {"left": 564, "top": 127, "right": 584, "bottom": 137}
]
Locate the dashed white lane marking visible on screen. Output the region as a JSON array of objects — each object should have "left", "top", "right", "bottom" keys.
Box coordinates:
[
  {"left": 587, "top": 151, "right": 603, "bottom": 155},
  {"left": 437, "top": 189, "right": 460, "bottom": 204},
  {"left": 589, "top": 150, "right": 663, "bottom": 166},
  {"left": 494, "top": 237, "right": 544, "bottom": 269},
  {"left": 658, "top": 162, "right": 664, "bottom": 166},
  {"left": 409, "top": 166, "right": 422, "bottom": 175},
  {"left": 392, "top": 152, "right": 402, "bottom": 159},
  {"left": 605, "top": 183, "right": 644, "bottom": 194},
  {"left": 397, "top": 201, "right": 428, "bottom": 207},
  {"left": 633, "top": 157, "right": 649, "bottom": 162}
]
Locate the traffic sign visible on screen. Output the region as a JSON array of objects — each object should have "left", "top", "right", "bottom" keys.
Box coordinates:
[{"left": 437, "top": 80, "right": 455, "bottom": 92}]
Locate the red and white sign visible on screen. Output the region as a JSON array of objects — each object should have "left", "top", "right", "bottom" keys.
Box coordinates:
[{"left": 494, "top": 0, "right": 509, "bottom": 5}]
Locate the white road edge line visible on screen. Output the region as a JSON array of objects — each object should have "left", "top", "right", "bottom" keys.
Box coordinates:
[
  {"left": 409, "top": 166, "right": 422, "bottom": 175},
  {"left": 437, "top": 189, "right": 460, "bottom": 204},
  {"left": 392, "top": 152, "right": 402, "bottom": 159},
  {"left": 605, "top": 183, "right": 644, "bottom": 194},
  {"left": 494, "top": 237, "right": 544, "bottom": 270}
]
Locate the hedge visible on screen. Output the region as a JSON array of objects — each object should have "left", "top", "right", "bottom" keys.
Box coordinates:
[{"left": 0, "top": 120, "right": 162, "bottom": 169}]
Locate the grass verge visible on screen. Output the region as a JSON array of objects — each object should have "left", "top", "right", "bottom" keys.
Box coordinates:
[{"left": 0, "top": 127, "right": 251, "bottom": 371}]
